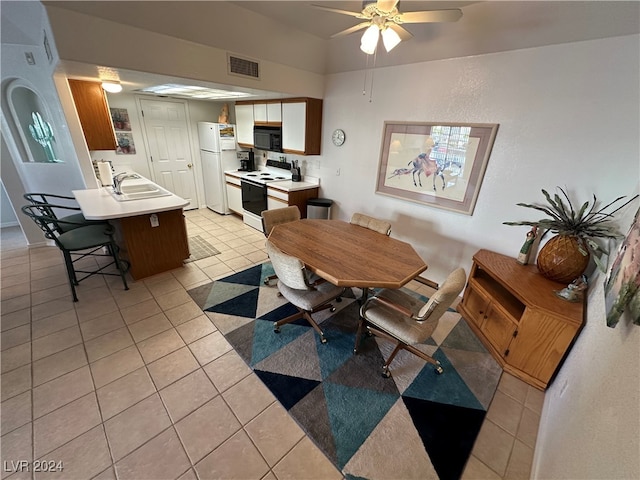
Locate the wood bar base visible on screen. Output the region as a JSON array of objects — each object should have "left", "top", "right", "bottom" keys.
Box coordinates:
[{"left": 115, "top": 209, "right": 189, "bottom": 280}]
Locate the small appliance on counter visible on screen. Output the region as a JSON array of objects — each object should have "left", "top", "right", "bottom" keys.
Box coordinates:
[
  {"left": 238, "top": 151, "right": 256, "bottom": 172},
  {"left": 291, "top": 159, "right": 302, "bottom": 182},
  {"left": 93, "top": 160, "right": 114, "bottom": 186}
]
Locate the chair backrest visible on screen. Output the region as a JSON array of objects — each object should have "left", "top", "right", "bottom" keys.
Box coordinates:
[
  {"left": 21, "top": 204, "right": 63, "bottom": 246},
  {"left": 265, "top": 240, "right": 310, "bottom": 291},
  {"left": 350, "top": 212, "right": 391, "bottom": 236},
  {"left": 261, "top": 206, "right": 301, "bottom": 237},
  {"left": 417, "top": 268, "right": 467, "bottom": 320}
]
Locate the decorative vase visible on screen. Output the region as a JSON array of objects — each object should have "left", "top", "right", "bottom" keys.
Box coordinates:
[{"left": 536, "top": 235, "right": 590, "bottom": 284}]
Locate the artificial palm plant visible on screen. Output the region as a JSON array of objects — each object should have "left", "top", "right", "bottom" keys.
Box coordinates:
[{"left": 504, "top": 187, "right": 638, "bottom": 282}]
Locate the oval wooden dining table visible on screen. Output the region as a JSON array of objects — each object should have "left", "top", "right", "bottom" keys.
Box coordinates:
[{"left": 268, "top": 219, "right": 427, "bottom": 292}]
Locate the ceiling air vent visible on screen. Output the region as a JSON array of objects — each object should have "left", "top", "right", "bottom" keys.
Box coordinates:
[{"left": 227, "top": 54, "right": 260, "bottom": 80}]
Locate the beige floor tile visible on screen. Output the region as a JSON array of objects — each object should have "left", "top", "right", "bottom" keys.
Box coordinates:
[
  {"left": 1, "top": 282, "right": 30, "bottom": 302},
  {"left": 1, "top": 294, "right": 30, "bottom": 316},
  {"left": 127, "top": 312, "right": 172, "bottom": 342},
  {"left": 188, "top": 331, "right": 233, "bottom": 366},
  {"left": 29, "top": 264, "right": 66, "bottom": 282},
  {"left": 34, "top": 425, "right": 112, "bottom": 480},
  {"left": 471, "top": 420, "right": 515, "bottom": 477},
  {"left": 163, "top": 298, "right": 202, "bottom": 325},
  {"left": 111, "top": 283, "right": 153, "bottom": 309},
  {"left": 201, "top": 263, "right": 233, "bottom": 279},
  {"left": 84, "top": 327, "right": 134, "bottom": 363},
  {"left": 33, "top": 392, "right": 101, "bottom": 457},
  {"left": 31, "top": 309, "right": 77, "bottom": 340},
  {"left": 90, "top": 345, "right": 145, "bottom": 389},
  {"left": 177, "top": 468, "right": 198, "bottom": 480},
  {"left": 195, "top": 430, "right": 269, "bottom": 480},
  {"left": 1, "top": 365, "right": 31, "bottom": 402},
  {"left": 104, "top": 393, "right": 172, "bottom": 461},
  {"left": 79, "top": 311, "right": 126, "bottom": 341},
  {"left": 516, "top": 406, "right": 541, "bottom": 448},
  {"left": 498, "top": 373, "right": 529, "bottom": 404},
  {"left": 32, "top": 366, "right": 94, "bottom": 419},
  {"left": 222, "top": 373, "right": 275, "bottom": 425},
  {"left": 462, "top": 455, "right": 502, "bottom": 480},
  {"left": 172, "top": 266, "right": 209, "bottom": 289},
  {"left": 159, "top": 369, "right": 217, "bottom": 422},
  {"left": 203, "top": 350, "right": 252, "bottom": 393},
  {"left": 175, "top": 315, "right": 216, "bottom": 344},
  {"left": 137, "top": 329, "right": 185, "bottom": 364},
  {"left": 0, "top": 343, "right": 31, "bottom": 374},
  {"left": 524, "top": 386, "right": 545, "bottom": 414},
  {"left": 0, "top": 308, "right": 31, "bottom": 332},
  {"left": 30, "top": 273, "right": 67, "bottom": 293},
  {"left": 33, "top": 344, "right": 88, "bottom": 387},
  {"left": 225, "top": 256, "right": 253, "bottom": 270},
  {"left": 272, "top": 436, "right": 342, "bottom": 480},
  {"left": 0, "top": 391, "right": 31, "bottom": 435},
  {"left": 504, "top": 439, "right": 534, "bottom": 480},
  {"left": 245, "top": 402, "right": 305, "bottom": 467},
  {"left": 486, "top": 390, "right": 525, "bottom": 436},
  {"left": 97, "top": 367, "right": 156, "bottom": 420},
  {"left": 175, "top": 396, "right": 241, "bottom": 464},
  {"left": 74, "top": 295, "right": 119, "bottom": 323},
  {"left": 31, "top": 284, "right": 72, "bottom": 306},
  {"left": 1, "top": 423, "right": 32, "bottom": 480},
  {"left": 32, "top": 325, "right": 82, "bottom": 361},
  {"left": 31, "top": 300, "right": 74, "bottom": 322},
  {"left": 194, "top": 255, "right": 222, "bottom": 270},
  {"left": 92, "top": 466, "right": 117, "bottom": 480},
  {"left": 146, "top": 277, "right": 184, "bottom": 298},
  {"left": 115, "top": 427, "right": 191, "bottom": 480},
  {"left": 119, "top": 298, "right": 162, "bottom": 325},
  {"left": 147, "top": 347, "right": 200, "bottom": 390},
  {"left": 0, "top": 325, "right": 30, "bottom": 351}
]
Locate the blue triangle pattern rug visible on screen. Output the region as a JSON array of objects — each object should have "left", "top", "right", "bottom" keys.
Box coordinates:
[{"left": 187, "top": 263, "right": 503, "bottom": 480}]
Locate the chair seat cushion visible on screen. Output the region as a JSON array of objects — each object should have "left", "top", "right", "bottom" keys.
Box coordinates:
[
  {"left": 277, "top": 274, "right": 343, "bottom": 311},
  {"left": 362, "top": 289, "right": 438, "bottom": 345},
  {"left": 59, "top": 213, "right": 101, "bottom": 232},
  {"left": 57, "top": 224, "right": 114, "bottom": 251}
]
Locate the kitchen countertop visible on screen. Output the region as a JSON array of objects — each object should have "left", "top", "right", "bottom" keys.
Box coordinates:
[{"left": 73, "top": 176, "right": 189, "bottom": 220}]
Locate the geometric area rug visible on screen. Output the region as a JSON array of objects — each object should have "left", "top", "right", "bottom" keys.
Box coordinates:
[{"left": 187, "top": 263, "right": 503, "bottom": 480}]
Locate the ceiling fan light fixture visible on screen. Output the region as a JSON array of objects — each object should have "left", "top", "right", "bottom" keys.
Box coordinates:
[
  {"left": 381, "top": 27, "right": 401, "bottom": 52},
  {"left": 360, "top": 24, "right": 380, "bottom": 55}
]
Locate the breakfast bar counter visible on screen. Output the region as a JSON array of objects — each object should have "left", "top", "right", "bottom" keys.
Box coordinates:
[{"left": 73, "top": 178, "right": 190, "bottom": 280}]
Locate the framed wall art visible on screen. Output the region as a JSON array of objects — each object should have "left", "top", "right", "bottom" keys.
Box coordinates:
[{"left": 376, "top": 122, "right": 499, "bottom": 215}]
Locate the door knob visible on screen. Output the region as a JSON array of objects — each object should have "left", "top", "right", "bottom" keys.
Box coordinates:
[{"left": 187, "top": 163, "right": 193, "bottom": 168}]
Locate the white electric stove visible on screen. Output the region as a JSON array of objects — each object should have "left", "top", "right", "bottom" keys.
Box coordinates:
[{"left": 239, "top": 160, "right": 292, "bottom": 231}]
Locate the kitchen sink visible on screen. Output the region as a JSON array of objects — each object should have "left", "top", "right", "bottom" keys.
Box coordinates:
[{"left": 110, "top": 183, "right": 172, "bottom": 201}]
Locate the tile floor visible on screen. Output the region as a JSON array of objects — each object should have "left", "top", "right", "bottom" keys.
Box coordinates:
[{"left": 1, "top": 208, "right": 543, "bottom": 479}]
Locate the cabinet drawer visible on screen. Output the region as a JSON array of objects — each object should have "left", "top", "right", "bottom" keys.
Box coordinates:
[{"left": 483, "top": 304, "right": 517, "bottom": 355}]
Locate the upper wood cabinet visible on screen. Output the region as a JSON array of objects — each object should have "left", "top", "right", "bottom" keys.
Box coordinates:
[
  {"left": 68, "top": 79, "right": 117, "bottom": 151},
  {"left": 282, "top": 98, "right": 322, "bottom": 155},
  {"left": 235, "top": 103, "right": 254, "bottom": 148}
]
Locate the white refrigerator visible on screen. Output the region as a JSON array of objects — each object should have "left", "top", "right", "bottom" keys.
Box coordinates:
[{"left": 198, "top": 122, "right": 238, "bottom": 214}]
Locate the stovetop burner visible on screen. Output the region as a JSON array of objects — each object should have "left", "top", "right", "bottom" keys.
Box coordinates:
[{"left": 238, "top": 164, "right": 292, "bottom": 184}]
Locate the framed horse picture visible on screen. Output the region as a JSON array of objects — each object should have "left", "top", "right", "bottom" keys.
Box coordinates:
[{"left": 376, "top": 122, "right": 499, "bottom": 215}]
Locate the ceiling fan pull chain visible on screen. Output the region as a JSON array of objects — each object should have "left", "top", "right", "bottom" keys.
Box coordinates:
[
  {"left": 369, "top": 50, "right": 377, "bottom": 103},
  {"left": 363, "top": 54, "right": 370, "bottom": 96}
]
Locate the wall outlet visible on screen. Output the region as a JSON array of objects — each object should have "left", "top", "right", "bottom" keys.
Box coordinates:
[{"left": 150, "top": 214, "right": 159, "bottom": 228}]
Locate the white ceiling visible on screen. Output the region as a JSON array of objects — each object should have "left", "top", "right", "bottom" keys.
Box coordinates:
[{"left": 41, "top": 1, "right": 640, "bottom": 100}]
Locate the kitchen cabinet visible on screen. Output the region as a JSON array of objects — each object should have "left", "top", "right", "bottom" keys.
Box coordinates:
[
  {"left": 224, "top": 174, "right": 243, "bottom": 215},
  {"left": 267, "top": 183, "right": 319, "bottom": 218},
  {"left": 458, "top": 249, "right": 584, "bottom": 390},
  {"left": 281, "top": 98, "right": 322, "bottom": 155},
  {"left": 68, "top": 79, "right": 117, "bottom": 151},
  {"left": 253, "top": 101, "right": 281, "bottom": 125},
  {"left": 235, "top": 103, "right": 254, "bottom": 148}
]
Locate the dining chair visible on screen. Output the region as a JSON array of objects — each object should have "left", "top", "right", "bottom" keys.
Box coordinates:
[
  {"left": 261, "top": 206, "right": 301, "bottom": 285},
  {"left": 355, "top": 267, "right": 467, "bottom": 377},
  {"left": 22, "top": 204, "right": 129, "bottom": 302},
  {"left": 24, "top": 193, "right": 106, "bottom": 233},
  {"left": 266, "top": 240, "right": 345, "bottom": 343},
  {"left": 350, "top": 212, "right": 392, "bottom": 236}
]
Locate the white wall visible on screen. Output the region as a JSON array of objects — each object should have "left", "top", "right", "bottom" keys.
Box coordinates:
[{"left": 319, "top": 35, "right": 639, "bottom": 479}]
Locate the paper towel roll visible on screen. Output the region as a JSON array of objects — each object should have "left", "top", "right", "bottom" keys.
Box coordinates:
[{"left": 98, "top": 162, "right": 113, "bottom": 186}]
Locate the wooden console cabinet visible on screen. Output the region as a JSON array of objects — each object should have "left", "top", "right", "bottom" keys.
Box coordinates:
[{"left": 458, "top": 249, "right": 585, "bottom": 390}]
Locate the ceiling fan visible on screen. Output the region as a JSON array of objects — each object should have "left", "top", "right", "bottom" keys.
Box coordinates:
[{"left": 312, "top": 0, "right": 463, "bottom": 54}]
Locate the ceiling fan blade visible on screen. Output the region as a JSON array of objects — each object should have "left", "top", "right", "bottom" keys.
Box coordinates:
[
  {"left": 388, "top": 23, "right": 413, "bottom": 41},
  {"left": 400, "top": 9, "right": 463, "bottom": 24},
  {"left": 330, "top": 22, "right": 371, "bottom": 38},
  {"left": 311, "top": 4, "right": 364, "bottom": 18},
  {"left": 376, "top": 0, "right": 399, "bottom": 12}
]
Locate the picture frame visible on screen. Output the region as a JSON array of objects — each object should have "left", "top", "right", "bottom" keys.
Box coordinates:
[{"left": 376, "top": 121, "right": 499, "bottom": 215}]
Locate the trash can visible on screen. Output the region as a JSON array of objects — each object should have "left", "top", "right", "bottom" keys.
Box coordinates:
[{"left": 306, "top": 198, "right": 333, "bottom": 219}]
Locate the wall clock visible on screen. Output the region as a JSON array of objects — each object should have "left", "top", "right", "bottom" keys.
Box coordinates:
[{"left": 332, "top": 128, "right": 346, "bottom": 146}]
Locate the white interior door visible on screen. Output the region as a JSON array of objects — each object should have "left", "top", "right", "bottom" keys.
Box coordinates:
[{"left": 139, "top": 98, "right": 197, "bottom": 209}]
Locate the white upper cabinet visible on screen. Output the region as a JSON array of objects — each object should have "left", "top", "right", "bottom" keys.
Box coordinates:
[
  {"left": 282, "top": 102, "right": 306, "bottom": 153},
  {"left": 235, "top": 103, "right": 254, "bottom": 147},
  {"left": 254, "top": 102, "right": 281, "bottom": 124}
]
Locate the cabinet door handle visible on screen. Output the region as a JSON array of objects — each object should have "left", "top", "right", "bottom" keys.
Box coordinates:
[
  {"left": 504, "top": 349, "right": 510, "bottom": 356},
  {"left": 512, "top": 330, "right": 518, "bottom": 338}
]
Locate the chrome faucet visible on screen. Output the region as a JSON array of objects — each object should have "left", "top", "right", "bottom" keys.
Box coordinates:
[{"left": 112, "top": 172, "right": 138, "bottom": 194}]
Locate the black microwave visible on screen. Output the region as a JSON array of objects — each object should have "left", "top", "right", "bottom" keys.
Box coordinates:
[{"left": 253, "top": 125, "right": 282, "bottom": 152}]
